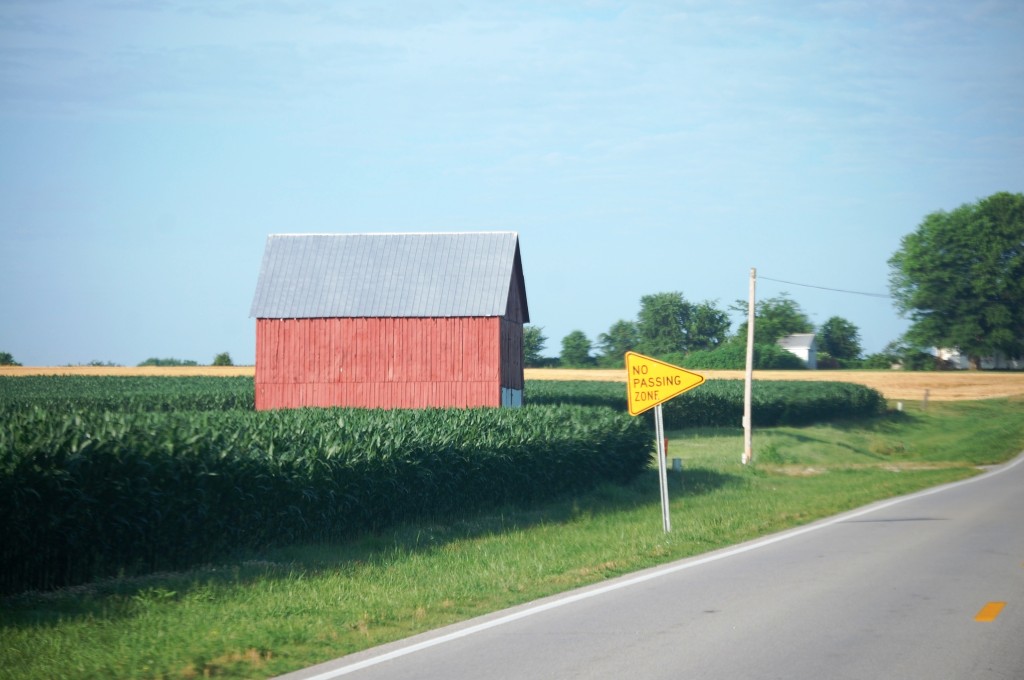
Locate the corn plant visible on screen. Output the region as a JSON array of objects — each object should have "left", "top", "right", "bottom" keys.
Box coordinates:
[
  {"left": 526, "top": 379, "right": 885, "bottom": 428},
  {"left": 0, "top": 398, "right": 650, "bottom": 594}
]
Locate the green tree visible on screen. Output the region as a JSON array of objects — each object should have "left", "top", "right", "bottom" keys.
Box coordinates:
[
  {"left": 634, "top": 293, "right": 731, "bottom": 357},
  {"left": 687, "top": 301, "right": 731, "bottom": 351},
  {"left": 0, "top": 351, "right": 21, "bottom": 366},
  {"left": 733, "top": 293, "right": 814, "bottom": 345},
  {"left": 818, "top": 316, "right": 863, "bottom": 361},
  {"left": 681, "top": 342, "right": 806, "bottom": 370},
  {"left": 596, "top": 319, "right": 639, "bottom": 367},
  {"left": 889, "top": 191, "right": 1024, "bottom": 368},
  {"left": 636, "top": 292, "right": 692, "bottom": 356},
  {"left": 523, "top": 325, "right": 548, "bottom": 367},
  {"left": 560, "top": 330, "right": 594, "bottom": 368},
  {"left": 865, "top": 337, "right": 940, "bottom": 371},
  {"left": 138, "top": 358, "right": 199, "bottom": 367},
  {"left": 212, "top": 352, "right": 234, "bottom": 366}
]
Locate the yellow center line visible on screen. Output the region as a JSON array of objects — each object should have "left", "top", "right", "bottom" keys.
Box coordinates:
[{"left": 974, "top": 602, "right": 1006, "bottom": 622}]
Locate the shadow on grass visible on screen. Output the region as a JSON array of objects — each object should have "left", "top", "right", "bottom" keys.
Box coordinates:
[
  {"left": 1, "top": 466, "right": 743, "bottom": 626},
  {"left": 827, "top": 408, "right": 924, "bottom": 432},
  {"left": 668, "top": 410, "right": 924, "bottom": 441},
  {"left": 272, "top": 466, "right": 743, "bottom": 570}
]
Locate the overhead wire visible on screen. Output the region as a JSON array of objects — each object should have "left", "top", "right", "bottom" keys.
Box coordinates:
[{"left": 758, "top": 275, "right": 891, "bottom": 299}]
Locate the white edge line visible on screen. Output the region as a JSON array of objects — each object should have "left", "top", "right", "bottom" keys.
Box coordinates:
[{"left": 290, "top": 453, "right": 1024, "bottom": 680}]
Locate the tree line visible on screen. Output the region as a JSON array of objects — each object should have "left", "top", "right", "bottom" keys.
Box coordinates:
[
  {"left": 528, "top": 191, "right": 1024, "bottom": 371},
  {"left": 525, "top": 291, "right": 866, "bottom": 370},
  {"left": 0, "top": 353, "right": 236, "bottom": 368}
]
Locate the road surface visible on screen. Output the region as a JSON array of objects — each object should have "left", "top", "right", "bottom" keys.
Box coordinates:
[{"left": 277, "top": 453, "right": 1024, "bottom": 680}]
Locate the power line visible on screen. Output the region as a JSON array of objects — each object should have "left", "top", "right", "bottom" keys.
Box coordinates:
[{"left": 759, "top": 275, "right": 891, "bottom": 299}]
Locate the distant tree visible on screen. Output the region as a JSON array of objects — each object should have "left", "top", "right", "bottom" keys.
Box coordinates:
[
  {"left": 560, "top": 330, "right": 594, "bottom": 368},
  {"left": 872, "top": 337, "right": 943, "bottom": 371},
  {"left": 138, "top": 358, "right": 199, "bottom": 367},
  {"left": 636, "top": 292, "right": 691, "bottom": 356},
  {"left": 212, "top": 352, "right": 234, "bottom": 366},
  {"left": 861, "top": 352, "right": 895, "bottom": 370},
  {"left": 818, "top": 316, "right": 863, "bottom": 361},
  {"left": 0, "top": 351, "right": 21, "bottom": 366},
  {"left": 523, "top": 325, "right": 548, "bottom": 367},
  {"left": 596, "top": 319, "right": 639, "bottom": 367},
  {"left": 733, "top": 293, "right": 814, "bottom": 345},
  {"left": 889, "top": 191, "right": 1024, "bottom": 369},
  {"left": 633, "top": 293, "right": 732, "bottom": 358},
  {"left": 680, "top": 342, "right": 806, "bottom": 370},
  {"left": 687, "top": 301, "right": 731, "bottom": 351}
]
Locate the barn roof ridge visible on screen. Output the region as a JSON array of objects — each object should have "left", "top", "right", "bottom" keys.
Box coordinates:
[
  {"left": 267, "top": 231, "right": 519, "bottom": 237},
  {"left": 777, "top": 333, "right": 818, "bottom": 349}
]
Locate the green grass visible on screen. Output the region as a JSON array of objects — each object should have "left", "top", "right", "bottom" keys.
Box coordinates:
[{"left": 2, "top": 398, "right": 1023, "bottom": 679}]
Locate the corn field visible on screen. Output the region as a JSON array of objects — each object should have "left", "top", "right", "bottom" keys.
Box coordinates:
[
  {"left": 0, "top": 377, "right": 650, "bottom": 595},
  {"left": 0, "top": 375, "right": 884, "bottom": 595},
  {"left": 526, "top": 378, "right": 887, "bottom": 428}
]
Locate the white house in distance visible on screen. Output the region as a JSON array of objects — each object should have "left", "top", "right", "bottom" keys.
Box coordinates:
[
  {"left": 935, "top": 348, "right": 1023, "bottom": 370},
  {"left": 778, "top": 333, "right": 818, "bottom": 369}
]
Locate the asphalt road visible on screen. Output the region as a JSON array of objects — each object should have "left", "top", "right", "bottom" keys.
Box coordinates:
[{"left": 277, "top": 453, "right": 1024, "bottom": 680}]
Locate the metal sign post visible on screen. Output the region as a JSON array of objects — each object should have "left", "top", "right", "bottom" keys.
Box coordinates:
[
  {"left": 654, "top": 404, "right": 670, "bottom": 533},
  {"left": 624, "top": 352, "right": 705, "bottom": 533}
]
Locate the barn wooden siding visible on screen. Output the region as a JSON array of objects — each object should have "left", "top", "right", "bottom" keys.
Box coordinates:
[{"left": 255, "top": 316, "right": 519, "bottom": 410}]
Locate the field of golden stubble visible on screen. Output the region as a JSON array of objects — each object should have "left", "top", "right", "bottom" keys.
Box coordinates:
[
  {"left": 524, "top": 368, "right": 1024, "bottom": 402},
  {"left": 2, "top": 366, "right": 1023, "bottom": 401},
  {"left": 0, "top": 366, "right": 255, "bottom": 378}
]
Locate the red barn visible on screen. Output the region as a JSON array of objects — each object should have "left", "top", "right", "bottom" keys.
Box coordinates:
[{"left": 249, "top": 232, "right": 530, "bottom": 410}]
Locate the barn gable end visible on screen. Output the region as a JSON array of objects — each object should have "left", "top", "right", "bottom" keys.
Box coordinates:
[
  {"left": 250, "top": 232, "right": 529, "bottom": 410},
  {"left": 777, "top": 333, "right": 818, "bottom": 369}
]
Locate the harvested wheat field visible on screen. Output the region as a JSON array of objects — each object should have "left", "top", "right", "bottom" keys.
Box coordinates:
[
  {"left": 0, "top": 366, "right": 255, "bottom": 378},
  {"left": 526, "top": 368, "right": 1024, "bottom": 402},
  {"left": 3, "top": 365, "right": 1023, "bottom": 401}
]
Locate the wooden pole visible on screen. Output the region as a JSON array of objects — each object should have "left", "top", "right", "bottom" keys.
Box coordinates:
[{"left": 743, "top": 267, "right": 756, "bottom": 465}]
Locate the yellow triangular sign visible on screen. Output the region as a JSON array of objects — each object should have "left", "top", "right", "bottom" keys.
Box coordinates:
[{"left": 625, "top": 351, "right": 705, "bottom": 416}]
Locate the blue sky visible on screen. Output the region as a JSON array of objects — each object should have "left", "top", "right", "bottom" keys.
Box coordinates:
[{"left": 2, "top": 0, "right": 1022, "bottom": 366}]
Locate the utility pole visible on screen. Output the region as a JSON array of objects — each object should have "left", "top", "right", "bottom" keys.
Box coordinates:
[{"left": 742, "top": 267, "right": 756, "bottom": 465}]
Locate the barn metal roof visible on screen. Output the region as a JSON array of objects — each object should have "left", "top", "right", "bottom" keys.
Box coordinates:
[
  {"left": 249, "top": 232, "right": 529, "bottom": 320},
  {"left": 777, "top": 333, "right": 817, "bottom": 351}
]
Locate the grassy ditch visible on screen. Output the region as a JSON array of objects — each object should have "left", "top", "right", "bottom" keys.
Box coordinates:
[{"left": 2, "top": 397, "right": 1023, "bottom": 679}]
